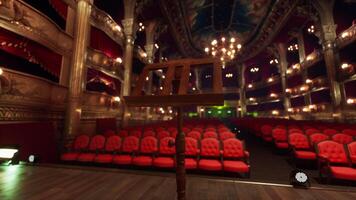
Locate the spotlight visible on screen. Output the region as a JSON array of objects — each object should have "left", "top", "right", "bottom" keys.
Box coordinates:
[
  {"left": 0, "top": 146, "right": 19, "bottom": 165},
  {"left": 289, "top": 169, "right": 310, "bottom": 188},
  {"left": 28, "top": 155, "right": 39, "bottom": 163}
]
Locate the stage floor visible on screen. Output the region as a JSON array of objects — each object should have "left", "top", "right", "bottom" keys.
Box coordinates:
[{"left": 0, "top": 164, "right": 356, "bottom": 200}]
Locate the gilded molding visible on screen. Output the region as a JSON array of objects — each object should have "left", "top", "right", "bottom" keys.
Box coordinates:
[
  {"left": 90, "top": 6, "right": 124, "bottom": 47},
  {"left": 0, "top": 0, "right": 73, "bottom": 56}
]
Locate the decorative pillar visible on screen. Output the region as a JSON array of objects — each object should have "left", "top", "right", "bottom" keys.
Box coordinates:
[
  {"left": 59, "top": 6, "right": 76, "bottom": 86},
  {"left": 64, "top": 0, "right": 92, "bottom": 137},
  {"left": 313, "top": 0, "right": 343, "bottom": 118},
  {"left": 121, "top": 0, "right": 137, "bottom": 127},
  {"left": 296, "top": 32, "right": 312, "bottom": 105},
  {"left": 239, "top": 64, "right": 247, "bottom": 117},
  {"left": 276, "top": 43, "right": 291, "bottom": 115}
]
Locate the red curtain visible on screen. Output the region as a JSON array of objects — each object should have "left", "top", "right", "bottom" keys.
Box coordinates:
[
  {"left": 90, "top": 27, "right": 123, "bottom": 59},
  {"left": 87, "top": 68, "right": 121, "bottom": 96},
  {"left": 0, "top": 28, "right": 62, "bottom": 76},
  {"left": 49, "top": 0, "right": 68, "bottom": 19}
]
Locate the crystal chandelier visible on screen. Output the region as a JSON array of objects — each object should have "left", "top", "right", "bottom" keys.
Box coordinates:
[{"left": 204, "top": 37, "right": 242, "bottom": 68}]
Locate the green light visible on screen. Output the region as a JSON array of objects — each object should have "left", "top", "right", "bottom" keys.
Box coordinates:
[
  {"left": 0, "top": 148, "right": 18, "bottom": 159},
  {"left": 227, "top": 110, "right": 232, "bottom": 114},
  {"left": 253, "top": 112, "right": 258, "bottom": 117},
  {"left": 208, "top": 111, "right": 212, "bottom": 114},
  {"left": 217, "top": 110, "right": 222, "bottom": 114}
]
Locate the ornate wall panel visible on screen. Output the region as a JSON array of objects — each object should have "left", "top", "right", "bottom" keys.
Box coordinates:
[{"left": 0, "top": 0, "right": 73, "bottom": 56}]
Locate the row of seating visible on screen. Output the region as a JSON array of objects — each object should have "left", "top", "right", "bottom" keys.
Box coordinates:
[{"left": 61, "top": 135, "right": 250, "bottom": 177}]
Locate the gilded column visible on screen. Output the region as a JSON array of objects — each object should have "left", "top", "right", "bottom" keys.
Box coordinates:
[
  {"left": 239, "top": 64, "right": 247, "bottom": 117},
  {"left": 64, "top": 0, "right": 92, "bottom": 137},
  {"left": 59, "top": 6, "right": 76, "bottom": 86},
  {"left": 296, "top": 32, "right": 312, "bottom": 105},
  {"left": 121, "top": 18, "right": 135, "bottom": 127},
  {"left": 313, "top": 0, "right": 343, "bottom": 118},
  {"left": 277, "top": 43, "right": 291, "bottom": 114}
]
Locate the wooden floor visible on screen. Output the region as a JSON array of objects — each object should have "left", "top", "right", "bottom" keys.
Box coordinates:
[{"left": 1, "top": 164, "right": 356, "bottom": 200}]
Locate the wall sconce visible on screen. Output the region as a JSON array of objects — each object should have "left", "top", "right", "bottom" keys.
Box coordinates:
[
  {"left": 247, "top": 84, "right": 253, "bottom": 88},
  {"left": 272, "top": 110, "right": 279, "bottom": 115}
]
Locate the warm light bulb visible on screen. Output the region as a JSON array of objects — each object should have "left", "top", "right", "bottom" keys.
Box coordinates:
[
  {"left": 0, "top": 68, "right": 3, "bottom": 75},
  {"left": 306, "top": 79, "right": 313, "bottom": 84},
  {"left": 113, "top": 96, "right": 121, "bottom": 102},
  {"left": 115, "top": 57, "right": 122, "bottom": 63},
  {"left": 204, "top": 47, "right": 209, "bottom": 53},
  {"left": 230, "top": 37, "right": 235, "bottom": 43},
  {"left": 221, "top": 37, "right": 226, "bottom": 42},
  {"left": 248, "top": 84, "right": 253, "bottom": 88},
  {"left": 341, "top": 63, "right": 350, "bottom": 69},
  {"left": 237, "top": 44, "right": 242, "bottom": 49},
  {"left": 268, "top": 78, "right": 273, "bottom": 82},
  {"left": 347, "top": 98, "right": 355, "bottom": 104}
]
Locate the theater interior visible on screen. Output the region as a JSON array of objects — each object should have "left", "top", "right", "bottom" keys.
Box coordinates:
[{"left": 0, "top": 0, "right": 356, "bottom": 199}]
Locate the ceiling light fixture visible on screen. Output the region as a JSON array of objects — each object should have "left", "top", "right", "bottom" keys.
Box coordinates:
[{"left": 204, "top": 37, "right": 242, "bottom": 67}]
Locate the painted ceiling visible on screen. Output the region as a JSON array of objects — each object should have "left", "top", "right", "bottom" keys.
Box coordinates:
[{"left": 183, "top": 0, "right": 274, "bottom": 53}]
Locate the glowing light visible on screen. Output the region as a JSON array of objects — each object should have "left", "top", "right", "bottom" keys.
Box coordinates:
[
  {"left": 248, "top": 84, "right": 253, "bottom": 88},
  {"left": 115, "top": 57, "right": 122, "bottom": 63},
  {"left": 285, "top": 88, "right": 291, "bottom": 93},
  {"left": 272, "top": 110, "right": 279, "bottom": 115},
  {"left": 270, "top": 93, "right": 278, "bottom": 98},
  {"left": 192, "top": 87, "right": 196, "bottom": 91},
  {"left": 0, "top": 148, "right": 18, "bottom": 159},
  {"left": 146, "top": 76, "right": 149, "bottom": 81},
  {"left": 204, "top": 47, "right": 209, "bottom": 53},
  {"left": 230, "top": 37, "right": 235, "bottom": 43},
  {"left": 287, "top": 108, "right": 293, "bottom": 112},
  {"left": 249, "top": 98, "right": 256, "bottom": 101},
  {"left": 341, "top": 63, "right": 351, "bottom": 69},
  {"left": 113, "top": 96, "right": 121, "bottom": 102},
  {"left": 341, "top": 32, "right": 349, "bottom": 38},
  {"left": 305, "top": 79, "right": 313, "bottom": 84},
  {"left": 267, "top": 77, "right": 274, "bottom": 83},
  {"left": 200, "top": 108, "right": 205, "bottom": 112},
  {"left": 159, "top": 86, "right": 163, "bottom": 90},
  {"left": 347, "top": 98, "right": 355, "bottom": 104},
  {"left": 225, "top": 73, "right": 233, "bottom": 78},
  {"left": 162, "top": 75, "right": 165, "bottom": 79},
  {"left": 155, "top": 43, "right": 159, "bottom": 49},
  {"left": 0, "top": 67, "right": 3, "bottom": 75},
  {"left": 221, "top": 37, "right": 226, "bottom": 42}
]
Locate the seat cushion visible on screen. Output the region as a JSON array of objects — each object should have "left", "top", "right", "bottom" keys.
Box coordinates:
[
  {"left": 132, "top": 156, "right": 153, "bottom": 166},
  {"left": 113, "top": 155, "right": 132, "bottom": 165},
  {"left": 95, "top": 154, "right": 114, "bottom": 163},
  {"left": 294, "top": 151, "right": 317, "bottom": 160},
  {"left": 77, "top": 153, "right": 96, "bottom": 162},
  {"left": 185, "top": 158, "right": 197, "bottom": 169},
  {"left": 350, "top": 155, "right": 356, "bottom": 164},
  {"left": 263, "top": 136, "right": 273, "bottom": 142},
  {"left": 330, "top": 166, "right": 356, "bottom": 181},
  {"left": 223, "top": 160, "right": 249, "bottom": 173},
  {"left": 153, "top": 157, "right": 174, "bottom": 168},
  {"left": 275, "top": 142, "right": 289, "bottom": 149},
  {"left": 61, "top": 152, "right": 79, "bottom": 161},
  {"left": 198, "top": 159, "right": 222, "bottom": 171}
]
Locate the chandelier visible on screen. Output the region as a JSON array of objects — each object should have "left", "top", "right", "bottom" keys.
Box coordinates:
[{"left": 204, "top": 37, "right": 242, "bottom": 67}]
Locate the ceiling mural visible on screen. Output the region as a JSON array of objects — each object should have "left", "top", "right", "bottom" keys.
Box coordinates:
[{"left": 184, "top": 0, "right": 274, "bottom": 51}]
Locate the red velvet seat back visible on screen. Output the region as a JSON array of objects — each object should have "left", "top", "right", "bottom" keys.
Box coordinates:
[
  {"left": 167, "top": 127, "right": 177, "bottom": 133},
  {"left": 156, "top": 127, "right": 165, "bottom": 132},
  {"left": 288, "top": 128, "right": 303, "bottom": 134},
  {"left": 305, "top": 128, "right": 320, "bottom": 135},
  {"left": 218, "top": 127, "right": 229, "bottom": 133},
  {"left": 118, "top": 130, "right": 129, "bottom": 137},
  {"left": 347, "top": 141, "right": 356, "bottom": 163},
  {"left": 187, "top": 131, "right": 201, "bottom": 140},
  {"left": 219, "top": 132, "right": 235, "bottom": 141},
  {"left": 200, "top": 138, "right": 220, "bottom": 158},
  {"left": 103, "top": 130, "right": 116, "bottom": 137},
  {"left": 185, "top": 137, "right": 199, "bottom": 156},
  {"left": 192, "top": 127, "right": 203, "bottom": 133},
  {"left": 323, "top": 129, "right": 338, "bottom": 136},
  {"left": 157, "top": 131, "right": 170, "bottom": 140},
  {"left": 73, "top": 135, "right": 90, "bottom": 150},
  {"left": 130, "top": 130, "right": 142, "bottom": 138},
  {"left": 139, "top": 136, "right": 158, "bottom": 154},
  {"left": 88, "top": 135, "right": 106, "bottom": 151},
  {"left": 122, "top": 136, "right": 139, "bottom": 153},
  {"left": 143, "top": 130, "right": 156, "bottom": 137},
  {"left": 331, "top": 133, "right": 353, "bottom": 144},
  {"left": 272, "top": 128, "right": 287, "bottom": 141},
  {"left": 309, "top": 133, "right": 329, "bottom": 145},
  {"left": 205, "top": 127, "right": 216, "bottom": 132},
  {"left": 317, "top": 140, "right": 348, "bottom": 164},
  {"left": 182, "top": 127, "right": 191, "bottom": 133},
  {"left": 288, "top": 133, "right": 310, "bottom": 149},
  {"left": 222, "top": 138, "right": 244, "bottom": 159},
  {"left": 261, "top": 125, "right": 273, "bottom": 136},
  {"left": 158, "top": 137, "right": 175, "bottom": 155},
  {"left": 342, "top": 129, "right": 356, "bottom": 136},
  {"left": 104, "top": 135, "right": 121, "bottom": 152},
  {"left": 203, "top": 131, "right": 218, "bottom": 139}
]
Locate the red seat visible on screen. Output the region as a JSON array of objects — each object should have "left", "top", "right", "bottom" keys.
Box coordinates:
[
  {"left": 198, "top": 138, "right": 222, "bottom": 171},
  {"left": 323, "top": 129, "right": 338, "bottom": 136},
  {"left": 218, "top": 127, "right": 230, "bottom": 133},
  {"left": 219, "top": 131, "right": 235, "bottom": 141},
  {"left": 184, "top": 137, "right": 199, "bottom": 169},
  {"left": 103, "top": 130, "right": 115, "bottom": 137},
  {"left": 222, "top": 138, "right": 250, "bottom": 176},
  {"left": 153, "top": 137, "right": 175, "bottom": 168},
  {"left": 95, "top": 135, "right": 121, "bottom": 163},
  {"left": 205, "top": 127, "right": 216, "bottom": 132},
  {"left": 192, "top": 127, "right": 203, "bottom": 133},
  {"left": 77, "top": 135, "right": 106, "bottom": 162},
  {"left": 272, "top": 128, "right": 288, "bottom": 149},
  {"left": 261, "top": 125, "right": 273, "bottom": 142},
  {"left": 182, "top": 127, "right": 191, "bottom": 133},
  {"left": 331, "top": 133, "right": 353, "bottom": 144},
  {"left": 347, "top": 141, "right": 356, "bottom": 164},
  {"left": 157, "top": 131, "right": 170, "bottom": 140},
  {"left": 118, "top": 130, "right": 129, "bottom": 137},
  {"left": 187, "top": 131, "right": 201, "bottom": 140},
  {"left": 132, "top": 136, "right": 158, "bottom": 166},
  {"left": 143, "top": 130, "right": 156, "bottom": 137},
  {"left": 309, "top": 133, "right": 329, "bottom": 146},
  {"left": 288, "top": 133, "right": 316, "bottom": 160},
  {"left": 342, "top": 129, "right": 356, "bottom": 136},
  {"left": 203, "top": 131, "right": 218, "bottom": 139},
  {"left": 156, "top": 127, "right": 165, "bottom": 132},
  {"left": 61, "top": 135, "right": 90, "bottom": 161},
  {"left": 288, "top": 128, "right": 303, "bottom": 134},
  {"left": 113, "top": 136, "right": 139, "bottom": 165},
  {"left": 130, "top": 130, "right": 142, "bottom": 138},
  {"left": 305, "top": 128, "right": 320, "bottom": 135},
  {"left": 316, "top": 140, "right": 355, "bottom": 182}
]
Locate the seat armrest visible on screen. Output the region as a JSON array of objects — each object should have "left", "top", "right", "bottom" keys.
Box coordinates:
[
  {"left": 220, "top": 150, "right": 224, "bottom": 155},
  {"left": 244, "top": 151, "right": 250, "bottom": 158}
]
